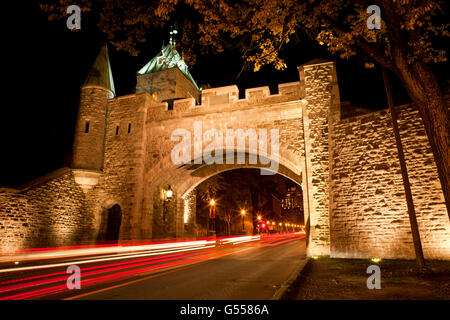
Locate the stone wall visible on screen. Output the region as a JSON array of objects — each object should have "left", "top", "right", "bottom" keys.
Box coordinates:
[
  {"left": 330, "top": 103, "right": 450, "bottom": 259},
  {"left": 100, "top": 93, "right": 150, "bottom": 240},
  {"left": 72, "top": 86, "right": 109, "bottom": 171},
  {"left": 299, "top": 60, "right": 338, "bottom": 256},
  {"left": 0, "top": 168, "right": 97, "bottom": 252}
]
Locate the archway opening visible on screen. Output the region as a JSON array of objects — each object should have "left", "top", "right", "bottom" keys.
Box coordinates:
[
  {"left": 99, "top": 204, "right": 123, "bottom": 242},
  {"left": 192, "top": 168, "right": 304, "bottom": 238}
]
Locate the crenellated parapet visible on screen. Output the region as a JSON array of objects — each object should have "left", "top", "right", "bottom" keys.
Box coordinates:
[{"left": 138, "top": 81, "right": 304, "bottom": 122}]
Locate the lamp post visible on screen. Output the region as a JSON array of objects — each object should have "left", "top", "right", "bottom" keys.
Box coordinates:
[
  {"left": 241, "top": 209, "right": 246, "bottom": 233},
  {"left": 162, "top": 185, "right": 173, "bottom": 223},
  {"left": 208, "top": 198, "right": 216, "bottom": 237},
  {"left": 257, "top": 215, "right": 261, "bottom": 234}
]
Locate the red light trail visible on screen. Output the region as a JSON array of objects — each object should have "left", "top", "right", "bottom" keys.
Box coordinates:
[{"left": 0, "top": 232, "right": 304, "bottom": 300}]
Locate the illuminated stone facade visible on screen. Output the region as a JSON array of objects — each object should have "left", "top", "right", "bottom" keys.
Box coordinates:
[{"left": 0, "top": 46, "right": 448, "bottom": 259}]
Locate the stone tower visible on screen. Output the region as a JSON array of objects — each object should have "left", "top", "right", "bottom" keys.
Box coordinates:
[
  {"left": 136, "top": 42, "right": 200, "bottom": 105},
  {"left": 72, "top": 44, "right": 115, "bottom": 191}
]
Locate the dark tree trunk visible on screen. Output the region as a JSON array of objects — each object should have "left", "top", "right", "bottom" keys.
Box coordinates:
[
  {"left": 357, "top": 30, "right": 449, "bottom": 220},
  {"left": 393, "top": 60, "right": 449, "bottom": 220},
  {"left": 382, "top": 68, "right": 426, "bottom": 269}
]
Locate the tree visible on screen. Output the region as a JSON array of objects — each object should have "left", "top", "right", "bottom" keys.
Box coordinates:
[
  {"left": 195, "top": 174, "right": 228, "bottom": 234},
  {"left": 218, "top": 193, "right": 240, "bottom": 235},
  {"left": 40, "top": 0, "right": 449, "bottom": 217},
  {"left": 196, "top": 174, "right": 228, "bottom": 204},
  {"left": 383, "top": 67, "right": 425, "bottom": 268},
  {"left": 301, "top": 0, "right": 450, "bottom": 219}
]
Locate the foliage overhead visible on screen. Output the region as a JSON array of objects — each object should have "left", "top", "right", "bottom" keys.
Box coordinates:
[{"left": 40, "top": 0, "right": 448, "bottom": 75}]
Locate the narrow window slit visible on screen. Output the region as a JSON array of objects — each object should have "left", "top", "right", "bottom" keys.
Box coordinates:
[
  {"left": 84, "top": 121, "right": 90, "bottom": 133},
  {"left": 115, "top": 126, "right": 119, "bottom": 135},
  {"left": 128, "top": 123, "right": 131, "bottom": 133}
]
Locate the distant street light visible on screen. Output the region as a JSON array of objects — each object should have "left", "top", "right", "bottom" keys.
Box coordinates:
[
  {"left": 208, "top": 198, "right": 216, "bottom": 237},
  {"left": 166, "top": 185, "right": 173, "bottom": 200},
  {"left": 162, "top": 185, "right": 173, "bottom": 222},
  {"left": 241, "top": 209, "right": 246, "bottom": 231}
]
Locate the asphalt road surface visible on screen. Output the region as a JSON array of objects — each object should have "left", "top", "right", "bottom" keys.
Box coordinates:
[{"left": 0, "top": 233, "right": 306, "bottom": 300}]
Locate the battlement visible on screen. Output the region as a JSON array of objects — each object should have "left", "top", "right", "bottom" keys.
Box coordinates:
[{"left": 143, "top": 81, "right": 304, "bottom": 121}]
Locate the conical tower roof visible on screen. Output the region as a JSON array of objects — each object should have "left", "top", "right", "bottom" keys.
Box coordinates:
[
  {"left": 137, "top": 43, "right": 199, "bottom": 90},
  {"left": 83, "top": 44, "right": 115, "bottom": 96}
]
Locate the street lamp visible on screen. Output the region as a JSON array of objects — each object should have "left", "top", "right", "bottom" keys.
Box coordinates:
[
  {"left": 208, "top": 198, "right": 216, "bottom": 237},
  {"left": 162, "top": 185, "right": 173, "bottom": 223},
  {"left": 166, "top": 185, "right": 173, "bottom": 200},
  {"left": 241, "top": 209, "right": 246, "bottom": 232}
]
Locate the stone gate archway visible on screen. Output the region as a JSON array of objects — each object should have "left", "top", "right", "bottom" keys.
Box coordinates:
[
  {"left": 142, "top": 147, "right": 311, "bottom": 245},
  {"left": 71, "top": 59, "right": 340, "bottom": 257}
]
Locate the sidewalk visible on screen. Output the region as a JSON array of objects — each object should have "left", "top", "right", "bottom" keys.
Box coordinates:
[{"left": 282, "top": 257, "right": 450, "bottom": 300}]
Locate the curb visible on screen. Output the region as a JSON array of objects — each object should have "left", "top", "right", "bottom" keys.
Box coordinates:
[{"left": 270, "top": 257, "right": 311, "bottom": 300}]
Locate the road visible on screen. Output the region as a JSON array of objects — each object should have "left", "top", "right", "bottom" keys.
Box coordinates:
[{"left": 0, "top": 233, "right": 306, "bottom": 300}]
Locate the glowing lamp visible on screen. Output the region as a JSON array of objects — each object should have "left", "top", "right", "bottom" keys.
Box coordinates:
[
  {"left": 166, "top": 185, "right": 173, "bottom": 199},
  {"left": 210, "top": 199, "right": 215, "bottom": 206}
]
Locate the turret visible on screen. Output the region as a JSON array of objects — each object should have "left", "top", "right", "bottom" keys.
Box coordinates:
[
  {"left": 136, "top": 42, "right": 200, "bottom": 105},
  {"left": 72, "top": 44, "right": 115, "bottom": 191}
]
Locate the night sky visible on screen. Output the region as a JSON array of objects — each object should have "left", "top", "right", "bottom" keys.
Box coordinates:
[{"left": 1, "top": 1, "right": 445, "bottom": 187}]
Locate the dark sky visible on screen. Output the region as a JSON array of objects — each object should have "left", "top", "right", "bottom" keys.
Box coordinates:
[{"left": 0, "top": 2, "right": 445, "bottom": 186}]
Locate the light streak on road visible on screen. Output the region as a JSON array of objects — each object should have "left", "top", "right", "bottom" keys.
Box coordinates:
[
  {"left": 0, "top": 240, "right": 220, "bottom": 263},
  {"left": 0, "top": 233, "right": 304, "bottom": 300}
]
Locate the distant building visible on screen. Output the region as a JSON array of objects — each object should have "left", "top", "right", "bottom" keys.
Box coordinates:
[{"left": 281, "top": 186, "right": 304, "bottom": 225}]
